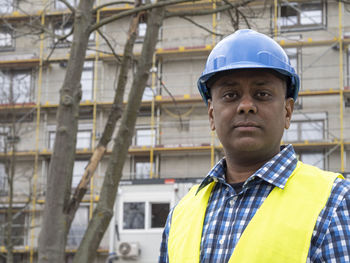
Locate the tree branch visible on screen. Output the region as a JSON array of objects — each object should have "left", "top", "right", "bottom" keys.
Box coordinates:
[
  {"left": 38, "top": 0, "right": 96, "bottom": 260},
  {"left": 65, "top": 5, "right": 142, "bottom": 227},
  {"left": 89, "top": 0, "right": 200, "bottom": 33},
  {"left": 222, "top": 0, "right": 251, "bottom": 28},
  {"left": 165, "top": 3, "right": 231, "bottom": 18},
  {"left": 165, "top": 0, "right": 255, "bottom": 18},
  {"left": 159, "top": 80, "right": 184, "bottom": 129},
  {"left": 58, "top": 0, "right": 75, "bottom": 14},
  {"left": 236, "top": 8, "right": 250, "bottom": 28},
  {"left": 96, "top": 28, "right": 121, "bottom": 62},
  {"left": 72, "top": 2, "right": 165, "bottom": 262},
  {"left": 180, "top": 15, "right": 224, "bottom": 36},
  {"left": 45, "top": 29, "right": 74, "bottom": 61},
  {"left": 226, "top": 9, "right": 238, "bottom": 30},
  {"left": 85, "top": 46, "right": 121, "bottom": 57}
]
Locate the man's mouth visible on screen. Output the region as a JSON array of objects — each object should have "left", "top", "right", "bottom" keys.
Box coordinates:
[{"left": 233, "top": 122, "right": 260, "bottom": 131}]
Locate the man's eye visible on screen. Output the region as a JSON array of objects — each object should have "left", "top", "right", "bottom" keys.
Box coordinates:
[
  {"left": 223, "top": 92, "right": 238, "bottom": 99},
  {"left": 256, "top": 91, "right": 271, "bottom": 98}
]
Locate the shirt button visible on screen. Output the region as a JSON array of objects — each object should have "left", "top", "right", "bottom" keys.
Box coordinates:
[
  {"left": 230, "top": 196, "right": 238, "bottom": 206},
  {"left": 219, "top": 239, "right": 224, "bottom": 245}
]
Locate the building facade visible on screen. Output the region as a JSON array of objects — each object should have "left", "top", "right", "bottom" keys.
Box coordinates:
[{"left": 0, "top": 0, "right": 350, "bottom": 262}]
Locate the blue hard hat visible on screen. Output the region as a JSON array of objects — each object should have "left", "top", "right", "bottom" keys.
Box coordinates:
[{"left": 197, "top": 29, "right": 300, "bottom": 104}]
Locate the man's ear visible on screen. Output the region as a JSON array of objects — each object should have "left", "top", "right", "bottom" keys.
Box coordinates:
[
  {"left": 208, "top": 99, "right": 216, "bottom": 131},
  {"left": 284, "top": 97, "right": 294, "bottom": 129}
]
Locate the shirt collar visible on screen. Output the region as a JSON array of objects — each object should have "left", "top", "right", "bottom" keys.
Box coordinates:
[{"left": 197, "top": 144, "right": 298, "bottom": 194}]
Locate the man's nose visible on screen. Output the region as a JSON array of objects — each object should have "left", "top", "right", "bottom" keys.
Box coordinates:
[{"left": 237, "top": 96, "right": 257, "bottom": 114}]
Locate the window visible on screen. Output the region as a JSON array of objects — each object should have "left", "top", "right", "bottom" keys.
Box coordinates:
[
  {"left": 0, "top": 0, "right": 14, "bottom": 14},
  {"left": 136, "top": 14, "right": 147, "bottom": 42},
  {"left": 123, "top": 202, "right": 145, "bottom": 229},
  {"left": 0, "top": 209, "right": 26, "bottom": 246},
  {"left": 72, "top": 160, "right": 88, "bottom": 188},
  {"left": 285, "top": 48, "right": 299, "bottom": 74},
  {"left": 0, "top": 163, "right": 7, "bottom": 195},
  {"left": 122, "top": 201, "right": 169, "bottom": 230},
  {"left": 0, "top": 127, "right": 9, "bottom": 152},
  {"left": 279, "top": 1, "right": 326, "bottom": 31},
  {"left": 0, "top": 112, "right": 33, "bottom": 124},
  {"left": 283, "top": 121, "right": 324, "bottom": 142},
  {"left": 49, "top": 130, "right": 92, "bottom": 150},
  {"left": 0, "top": 27, "right": 14, "bottom": 50},
  {"left": 53, "top": 22, "right": 95, "bottom": 48},
  {"left": 283, "top": 113, "right": 326, "bottom": 142},
  {"left": 53, "top": 22, "right": 73, "bottom": 48},
  {"left": 0, "top": 70, "right": 33, "bottom": 104},
  {"left": 0, "top": 127, "right": 21, "bottom": 151},
  {"left": 138, "top": 23, "right": 147, "bottom": 38},
  {"left": 48, "top": 131, "right": 55, "bottom": 150},
  {"left": 134, "top": 156, "right": 155, "bottom": 179},
  {"left": 135, "top": 129, "right": 155, "bottom": 146},
  {"left": 138, "top": 107, "right": 152, "bottom": 117},
  {"left": 76, "top": 130, "right": 92, "bottom": 149},
  {"left": 142, "top": 86, "right": 154, "bottom": 101},
  {"left": 299, "top": 152, "right": 324, "bottom": 170},
  {"left": 135, "top": 161, "right": 150, "bottom": 179},
  {"left": 67, "top": 206, "right": 88, "bottom": 247},
  {"left": 151, "top": 203, "right": 169, "bottom": 228},
  {"left": 284, "top": 47, "right": 302, "bottom": 108},
  {"left": 55, "top": 0, "right": 77, "bottom": 10},
  {"left": 284, "top": 121, "right": 324, "bottom": 141},
  {"left": 0, "top": 254, "right": 25, "bottom": 263},
  {"left": 81, "top": 62, "right": 93, "bottom": 101}
]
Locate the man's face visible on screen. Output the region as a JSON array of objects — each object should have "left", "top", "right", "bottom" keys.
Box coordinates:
[{"left": 208, "top": 69, "right": 294, "bottom": 161}]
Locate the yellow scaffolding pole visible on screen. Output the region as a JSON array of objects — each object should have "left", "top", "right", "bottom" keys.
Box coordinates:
[
  {"left": 29, "top": 10, "right": 45, "bottom": 263},
  {"left": 338, "top": 1, "right": 345, "bottom": 173},
  {"left": 90, "top": 4, "right": 101, "bottom": 219},
  {"left": 212, "top": 0, "right": 217, "bottom": 46},
  {"left": 150, "top": 55, "right": 157, "bottom": 178},
  {"left": 211, "top": 131, "right": 215, "bottom": 167},
  {"left": 274, "top": 0, "right": 278, "bottom": 39}
]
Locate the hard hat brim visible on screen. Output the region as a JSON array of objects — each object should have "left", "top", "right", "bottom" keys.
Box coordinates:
[{"left": 198, "top": 64, "right": 300, "bottom": 105}]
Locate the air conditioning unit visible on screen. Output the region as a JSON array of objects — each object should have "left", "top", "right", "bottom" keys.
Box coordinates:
[{"left": 117, "top": 242, "right": 140, "bottom": 259}]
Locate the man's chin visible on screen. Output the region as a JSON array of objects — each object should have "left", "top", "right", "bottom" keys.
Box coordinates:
[
  {"left": 230, "top": 138, "right": 263, "bottom": 152},
  {"left": 224, "top": 139, "right": 281, "bottom": 162}
]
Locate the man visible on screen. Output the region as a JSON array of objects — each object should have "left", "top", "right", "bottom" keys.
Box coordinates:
[{"left": 159, "top": 29, "right": 350, "bottom": 262}]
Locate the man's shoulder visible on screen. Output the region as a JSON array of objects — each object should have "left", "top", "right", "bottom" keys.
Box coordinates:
[
  {"left": 297, "top": 162, "right": 341, "bottom": 177},
  {"left": 332, "top": 176, "right": 350, "bottom": 198},
  {"left": 323, "top": 176, "right": 350, "bottom": 217},
  {"left": 310, "top": 164, "right": 350, "bottom": 201},
  {"left": 295, "top": 162, "right": 350, "bottom": 203}
]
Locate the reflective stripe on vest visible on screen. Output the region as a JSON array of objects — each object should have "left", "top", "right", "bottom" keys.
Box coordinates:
[{"left": 168, "top": 161, "right": 343, "bottom": 263}]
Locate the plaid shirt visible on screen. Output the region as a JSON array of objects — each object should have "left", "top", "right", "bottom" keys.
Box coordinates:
[{"left": 159, "top": 145, "right": 350, "bottom": 262}]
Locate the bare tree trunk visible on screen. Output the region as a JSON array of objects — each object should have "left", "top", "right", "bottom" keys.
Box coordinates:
[
  {"left": 37, "top": 0, "right": 95, "bottom": 262},
  {"left": 72, "top": 4, "right": 165, "bottom": 263},
  {"left": 65, "top": 8, "right": 142, "bottom": 230}
]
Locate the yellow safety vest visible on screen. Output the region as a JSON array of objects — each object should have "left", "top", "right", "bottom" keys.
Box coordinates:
[{"left": 168, "top": 161, "right": 343, "bottom": 263}]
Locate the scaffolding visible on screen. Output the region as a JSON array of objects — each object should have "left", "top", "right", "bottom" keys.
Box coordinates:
[{"left": 0, "top": 0, "right": 349, "bottom": 261}]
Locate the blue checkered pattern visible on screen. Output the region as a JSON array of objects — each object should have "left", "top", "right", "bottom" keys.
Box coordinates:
[{"left": 159, "top": 144, "right": 350, "bottom": 262}]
